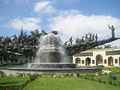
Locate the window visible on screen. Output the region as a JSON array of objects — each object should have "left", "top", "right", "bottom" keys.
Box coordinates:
[
  {"left": 115, "top": 59, "right": 117, "bottom": 63},
  {"left": 104, "top": 59, "right": 107, "bottom": 64},
  {"left": 75, "top": 58, "right": 80, "bottom": 64},
  {"left": 82, "top": 60, "right": 84, "bottom": 64},
  {"left": 92, "top": 60, "right": 94, "bottom": 64}
]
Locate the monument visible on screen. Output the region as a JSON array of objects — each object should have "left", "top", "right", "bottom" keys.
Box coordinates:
[{"left": 3, "top": 26, "right": 119, "bottom": 73}]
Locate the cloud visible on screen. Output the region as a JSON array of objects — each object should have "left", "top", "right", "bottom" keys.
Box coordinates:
[
  {"left": 34, "top": 1, "right": 56, "bottom": 14},
  {"left": 48, "top": 10, "right": 120, "bottom": 41},
  {"left": 34, "top": 1, "right": 50, "bottom": 11},
  {"left": 11, "top": 18, "right": 41, "bottom": 31}
]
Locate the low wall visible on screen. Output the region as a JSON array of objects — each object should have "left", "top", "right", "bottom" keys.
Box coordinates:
[{"left": 0, "top": 67, "right": 102, "bottom": 74}]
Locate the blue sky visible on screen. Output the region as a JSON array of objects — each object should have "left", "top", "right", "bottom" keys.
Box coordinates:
[{"left": 0, "top": 0, "right": 120, "bottom": 45}]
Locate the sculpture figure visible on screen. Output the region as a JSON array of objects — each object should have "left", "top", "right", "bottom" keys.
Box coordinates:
[
  {"left": 64, "top": 41, "right": 69, "bottom": 46},
  {"left": 82, "top": 36, "right": 84, "bottom": 42},
  {"left": 108, "top": 25, "right": 115, "bottom": 39},
  {"left": 92, "top": 34, "right": 95, "bottom": 41},
  {"left": 89, "top": 33, "right": 92, "bottom": 41},
  {"left": 69, "top": 37, "right": 73, "bottom": 45},
  {"left": 75, "top": 37, "right": 79, "bottom": 44},
  {"left": 85, "top": 34, "right": 88, "bottom": 41},
  {"left": 95, "top": 34, "right": 98, "bottom": 41}
]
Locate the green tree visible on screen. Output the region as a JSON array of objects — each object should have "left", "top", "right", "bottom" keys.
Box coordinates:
[
  {"left": 29, "top": 29, "right": 42, "bottom": 46},
  {"left": 104, "top": 44, "right": 111, "bottom": 48},
  {"left": 0, "top": 36, "right": 3, "bottom": 49},
  {"left": 30, "top": 29, "right": 41, "bottom": 37},
  {"left": 51, "top": 31, "right": 58, "bottom": 35},
  {"left": 3, "top": 36, "right": 11, "bottom": 45},
  {"left": 11, "top": 35, "right": 18, "bottom": 46},
  {"left": 18, "top": 30, "right": 27, "bottom": 46},
  {"left": 0, "top": 50, "right": 9, "bottom": 64},
  {"left": 41, "top": 30, "right": 47, "bottom": 36}
]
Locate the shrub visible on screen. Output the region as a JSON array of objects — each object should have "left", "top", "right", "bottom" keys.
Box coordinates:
[
  {"left": 102, "top": 81, "right": 106, "bottom": 83},
  {"left": 113, "top": 82, "right": 117, "bottom": 86},
  {"left": 29, "top": 75, "right": 36, "bottom": 81},
  {"left": 55, "top": 74, "right": 61, "bottom": 78},
  {"left": 98, "top": 65, "right": 104, "bottom": 68},
  {"left": 84, "top": 76, "right": 87, "bottom": 79},
  {"left": 0, "top": 64, "right": 3, "bottom": 67},
  {"left": 98, "top": 71, "right": 102, "bottom": 76},
  {"left": 0, "top": 71, "right": 6, "bottom": 77},
  {"left": 16, "top": 73, "right": 24, "bottom": 77},
  {"left": 63, "top": 73, "right": 69, "bottom": 77},
  {"left": 75, "top": 72, "right": 80, "bottom": 77},
  {"left": 43, "top": 72, "right": 50, "bottom": 75},
  {"left": 69, "top": 73, "right": 73, "bottom": 77},
  {"left": 33, "top": 73, "right": 40, "bottom": 77},
  {"left": 50, "top": 72, "right": 55, "bottom": 77},
  {"left": 26, "top": 73, "right": 32, "bottom": 77},
  {"left": 98, "top": 79, "right": 102, "bottom": 83},
  {"left": 79, "top": 74, "right": 83, "bottom": 78},
  {"left": 104, "top": 73, "right": 107, "bottom": 75},
  {"left": 90, "top": 75, "right": 94, "bottom": 81},
  {"left": 118, "top": 81, "right": 120, "bottom": 87},
  {"left": 108, "top": 80, "right": 113, "bottom": 85},
  {"left": 109, "top": 74, "right": 117, "bottom": 80}
]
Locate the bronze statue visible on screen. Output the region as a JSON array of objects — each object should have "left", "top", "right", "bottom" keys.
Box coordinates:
[
  {"left": 95, "top": 34, "right": 98, "bottom": 41},
  {"left": 64, "top": 37, "right": 73, "bottom": 46},
  {"left": 108, "top": 25, "right": 115, "bottom": 39},
  {"left": 82, "top": 36, "right": 84, "bottom": 42},
  {"left": 75, "top": 37, "right": 79, "bottom": 44},
  {"left": 69, "top": 37, "right": 73, "bottom": 45}
]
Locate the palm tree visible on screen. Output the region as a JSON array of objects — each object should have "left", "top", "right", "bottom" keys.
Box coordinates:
[
  {"left": 0, "top": 50, "right": 9, "bottom": 64},
  {"left": 18, "top": 29, "right": 27, "bottom": 46},
  {"left": 0, "top": 36, "right": 3, "bottom": 43},
  {"left": 0, "top": 36, "right": 3, "bottom": 50},
  {"left": 1, "top": 36, "right": 11, "bottom": 50},
  {"left": 8, "top": 52, "right": 17, "bottom": 64},
  {"left": 11, "top": 35, "right": 18, "bottom": 46},
  {"left": 30, "top": 29, "right": 42, "bottom": 46},
  {"left": 51, "top": 31, "right": 58, "bottom": 35},
  {"left": 3, "top": 36, "right": 11, "bottom": 45},
  {"left": 41, "top": 30, "right": 47, "bottom": 36}
]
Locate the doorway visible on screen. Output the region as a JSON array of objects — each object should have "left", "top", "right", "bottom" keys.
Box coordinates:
[
  {"left": 96, "top": 54, "right": 103, "bottom": 66},
  {"left": 108, "top": 57, "right": 113, "bottom": 66},
  {"left": 86, "top": 57, "right": 91, "bottom": 66}
]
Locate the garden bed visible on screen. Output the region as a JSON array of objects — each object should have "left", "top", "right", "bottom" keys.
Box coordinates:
[{"left": 0, "top": 76, "right": 30, "bottom": 90}]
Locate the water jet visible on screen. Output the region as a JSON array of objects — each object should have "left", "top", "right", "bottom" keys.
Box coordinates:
[{"left": 27, "top": 33, "right": 76, "bottom": 69}]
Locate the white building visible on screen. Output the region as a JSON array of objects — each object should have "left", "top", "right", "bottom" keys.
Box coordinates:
[{"left": 73, "top": 48, "right": 120, "bottom": 67}]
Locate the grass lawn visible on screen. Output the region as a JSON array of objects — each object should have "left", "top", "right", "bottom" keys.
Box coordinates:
[
  {"left": 0, "top": 76, "right": 29, "bottom": 89},
  {"left": 23, "top": 78, "right": 120, "bottom": 90}
]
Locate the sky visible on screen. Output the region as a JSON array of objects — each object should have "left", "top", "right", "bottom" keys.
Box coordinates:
[{"left": 0, "top": 0, "right": 120, "bottom": 46}]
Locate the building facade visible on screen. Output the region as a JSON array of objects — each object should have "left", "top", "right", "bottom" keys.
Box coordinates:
[{"left": 73, "top": 48, "right": 120, "bottom": 67}]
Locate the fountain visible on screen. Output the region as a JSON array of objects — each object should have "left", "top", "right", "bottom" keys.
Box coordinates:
[
  {"left": 27, "top": 33, "right": 76, "bottom": 68},
  {"left": 0, "top": 33, "right": 101, "bottom": 74}
]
